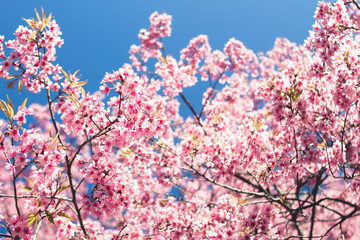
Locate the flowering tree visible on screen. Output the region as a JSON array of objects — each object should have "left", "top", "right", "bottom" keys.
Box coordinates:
[{"left": 1, "top": 1, "right": 360, "bottom": 239}]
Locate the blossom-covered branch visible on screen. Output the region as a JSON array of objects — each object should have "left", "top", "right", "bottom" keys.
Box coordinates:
[{"left": 1, "top": 1, "right": 360, "bottom": 239}]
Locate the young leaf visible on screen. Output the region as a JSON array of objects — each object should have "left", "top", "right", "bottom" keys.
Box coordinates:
[
  {"left": 256, "top": 121, "right": 266, "bottom": 130},
  {"left": 6, "top": 95, "right": 13, "bottom": 108},
  {"left": 40, "top": 12, "right": 52, "bottom": 32},
  {"left": 3, "top": 74, "right": 17, "bottom": 80},
  {"left": 275, "top": 90, "right": 282, "bottom": 96},
  {"left": 22, "top": 18, "right": 35, "bottom": 29},
  {"left": 0, "top": 101, "right": 6, "bottom": 113},
  {"left": 59, "top": 185, "right": 70, "bottom": 193},
  {"left": 73, "top": 70, "right": 80, "bottom": 77},
  {"left": 76, "top": 81, "right": 87, "bottom": 87},
  {"left": 55, "top": 197, "right": 63, "bottom": 209},
  {"left": 26, "top": 214, "right": 37, "bottom": 227},
  {"left": 46, "top": 211, "right": 56, "bottom": 225},
  {"left": 253, "top": 117, "right": 258, "bottom": 127},
  {"left": 18, "top": 80, "right": 23, "bottom": 93},
  {"left": 81, "top": 87, "right": 86, "bottom": 97},
  {"left": 24, "top": 176, "right": 34, "bottom": 186},
  {"left": 318, "top": 139, "right": 327, "bottom": 149},
  {"left": 23, "top": 186, "right": 32, "bottom": 191},
  {"left": 6, "top": 80, "right": 17, "bottom": 90},
  {"left": 280, "top": 195, "right": 286, "bottom": 205},
  {"left": 41, "top": 7, "right": 45, "bottom": 19},
  {"left": 34, "top": 8, "right": 41, "bottom": 22},
  {"left": 57, "top": 212, "right": 73, "bottom": 221},
  {"left": 29, "top": 31, "right": 37, "bottom": 40},
  {"left": 62, "top": 70, "right": 70, "bottom": 82},
  {"left": 49, "top": 132, "right": 59, "bottom": 148},
  {"left": 1, "top": 101, "right": 14, "bottom": 120},
  {"left": 344, "top": 47, "right": 350, "bottom": 63},
  {"left": 293, "top": 90, "right": 303, "bottom": 102},
  {"left": 158, "top": 56, "right": 165, "bottom": 63},
  {"left": 45, "top": 13, "right": 52, "bottom": 26},
  {"left": 21, "top": 98, "right": 28, "bottom": 108},
  {"left": 160, "top": 199, "right": 168, "bottom": 207}
]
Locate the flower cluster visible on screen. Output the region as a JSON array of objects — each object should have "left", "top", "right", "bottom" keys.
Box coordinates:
[{"left": 2, "top": 1, "right": 360, "bottom": 239}]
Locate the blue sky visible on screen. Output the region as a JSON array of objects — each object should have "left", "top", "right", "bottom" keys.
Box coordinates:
[{"left": 0, "top": 0, "right": 328, "bottom": 116}]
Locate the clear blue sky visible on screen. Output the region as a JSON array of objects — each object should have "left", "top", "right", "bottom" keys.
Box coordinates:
[{"left": 0, "top": 0, "right": 330, "bottom": 116}]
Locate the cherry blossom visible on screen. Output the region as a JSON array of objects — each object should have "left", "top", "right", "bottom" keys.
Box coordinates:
[{"left": 1, "top": 2, "right": 360, "bottom": 239}]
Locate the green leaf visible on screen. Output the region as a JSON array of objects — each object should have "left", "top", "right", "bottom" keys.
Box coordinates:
[
  {"left": 293, "top": 90, "right": 303, "bottom": 102},
  {"left": 289, "top": 86, "right": 295, "bottom": 95},
  {"left": 275, "top": 90, "right": 282, "bottom": 97},
  {"left": 55, "top": 197, "right": 63, "bottom": 209},
  {"left": 23, "top": 186, "right": 32, "bottom": 191},
  {"left": 46, "top": 211, "right": 56, "bottom": 225},
  {"left": 24, "top": 176, "right": 34, "bottom": 186},
  {"left": 26, "top": 214, "right": 37, "bottom": 226},
  {"left": 59, "top": 185, "right": 70, "bottom": 193},
  {"left": 57, "top": 212, "right": 73, "bottom": 221}
]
